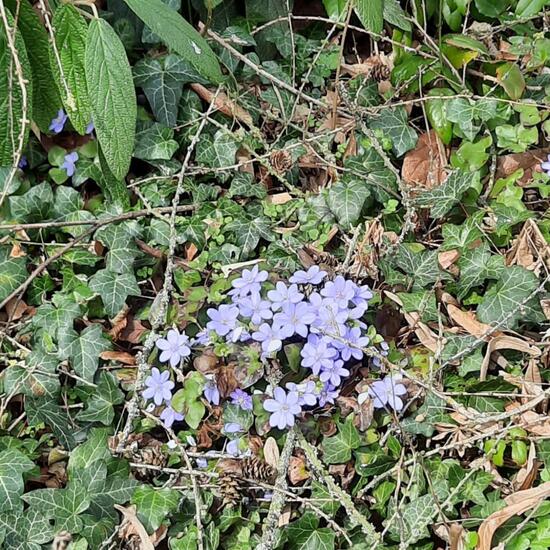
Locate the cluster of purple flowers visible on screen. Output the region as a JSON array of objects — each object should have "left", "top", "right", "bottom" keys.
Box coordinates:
[{"left": 48, "top": 109, "right": 94, "bottom": 135}]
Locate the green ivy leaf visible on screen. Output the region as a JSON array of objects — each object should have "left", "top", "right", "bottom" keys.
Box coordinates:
[
  {"left": 134, "top": 55, "right": 205, "bottom": 127},
  {"left": 369, "top": 107, "right": 418, "bottom": 157},
  {"left": 457, "top": 242, "right": 505, "bottom": 299},
  {"left": 0, "top": 246, "right": 26, "bottom": 304},
  {"left": 26, "top": 397, "right": 77, "bottom": 449},
  {"left": 287, "top": 512, "right": 336, "bottom": 550},
  {"left": 89, "top": 268, "right": 140, "bottom": 317},
  {"left": 0, "top": 11, "right": 32, "bottom": 165},
  {"left": 131, "top": 486, "right": 180, "bottom": 532},
  {"left": 415, "top": 170, "right": 475, "bottom": 218},
  {"left": 85, "top": 18, "right": 137, "bottom": 179},
  {"left": 5, "top": 0, "right": 61, "bottom": 132},
  {"left": 322, "top": 416, "right": 360, "bottom": 464},
  {"left": 196, "top": 131, "right": 239, "bottom": 171},
  {"left": 50, "top": 4, "right": 91, "bottom": 135},
  {"left": 354, "top": 0, "right": 384, "bottom": 33},
  {"left": 392, "top": 245, "right": 441, "bottom": 289},
  {"left": 0, "top": 449, "right": 35, "bottom": 514},
  {"left": 496, "top": 63, "right": 525, "bottom": 100},
  {"left": 68, "top": 428, "right": 110, "bottom": 472},
  {"left": 9, "top": 181, "right": 53, "bottom": 222},
  {"left": 58, "top": 324, "right": 111, "bottom": 383},
  {"left": 326, "top": 179, "right": 370, "bottom": 228},
  {"left": 76, "top": 371, "right": 124, "bottom": 425},
  {"left": 477, "top": 266, "right": 544, "bottom": 329},
  {"left": 134, "top": 123, "right": 179, "bottom": 161},
  {"left": 0, "top": 508, "right": 55, "bottom": 548},
  {"left": 96, "top": 222, "right": 140, "bottom": 274},
  {"left": 123, "top": 0, "right": 223, "bottom": 84},
  {"left": 225, "top": 216, "right": 274, "bottom": 258},
  {"left": 394, "top": 494, "right": 439, "bottom": 545}
]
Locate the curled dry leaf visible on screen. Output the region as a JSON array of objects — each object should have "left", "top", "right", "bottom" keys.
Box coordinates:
[
  {"left": 190, "top": 83, "right": 253, "bottom": 126},
  {"left": 115, "top": 504, "right": 155, "bottom": 550},
  {"left": 289, "top": 455, "right": 310, "bottom": 485},
  {"left": 506, "top": 219, "right": 550, "bottom": 276},
  {"left": 402, "top": 130, "right": 448, "bottom": 189},
  {"left": 477, "top": 482, "right": 550, "bottom": 550},
  {"left": 263, "top": 436, "right": 280, "bottom": 470},
  {"left": 193, "top": 350, "right": 220, "bottom": 374},
  {"left": 496, "top": 147, "right": 550, "bottom": 185},
  {"left": 447, "top": 304, "right": 493, "bottom": 339},
  {"left": 518, "top": 410, "right": 550, "bottom": 436},
  {"left": 438, "top": 249, "right": 460, "bottom": 271},
  {"left": 100, "top": 350, "right": 136, "bottom": 365}
]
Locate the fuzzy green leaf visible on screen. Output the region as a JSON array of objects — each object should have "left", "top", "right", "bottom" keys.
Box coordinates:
[{"left": 355, "top": 0, "right": 384, "bottom": 33}]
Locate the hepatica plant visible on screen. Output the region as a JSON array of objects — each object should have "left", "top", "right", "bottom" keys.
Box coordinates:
[{"left": 144, "top": 265, "right": 402, "bottom": 438}]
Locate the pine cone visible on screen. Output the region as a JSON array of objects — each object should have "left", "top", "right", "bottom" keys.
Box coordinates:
[
  {"left": 127, "top": 439, "right": 167, "bottom": 481},
  {"left": 241, "top": 456, "right": 277, "bottom": 484},
  {"left": 218, "top": 471, "right": 242, "bottom": 508},
  {"left": 270, "top": 150, "right": 293, "bottom": 174},
  {"left": 370, "top": 61, "right": 391, "bottom": 82}
]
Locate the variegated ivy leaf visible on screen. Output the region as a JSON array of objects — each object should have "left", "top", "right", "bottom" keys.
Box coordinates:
[
  {"left": 131, "top": 486, "right": 180, "bottom": 532},
  {"left": 195, "top": 130, "right": 239, "bottom": 178},
  {"left": 415, "top": 170, "right": 476, "bottom": 219},
  {"left": 369, "top": 106, "right": 418, "bottom": 157},
  {"left": 76, "top": 371, "right": 124, "bottom": 425},
  {"left": 0, "top": 449, "right": 35, "bottom": 514},
  {"left": 326, "top": 179, "right": 370, "bottom": 228},
  {"left": 26, "top": 397, "right": 77, "bottom": 450},
  {"left": 134, "top": 122, "right": 179, "bottom": 161},
  {"left": 96, "top": 222, "right": 140, "bottom": 274},
  {"left": 89, "top": 268, "right": 140, "bottom": 317},
  {"left": 58, "top": 324, "right": 111, "bottom": 383},
  {"left": 224, "top": 216, "right": 274, "bottom": 258},
  {"left": 477, "top": 266, "right": 544, "bottom": 329},
  {"left": 0, "top": 508, "right": 55, "bottom": 548},
  {"left": 457, "top": 242, "right": 505, "bottom": 299},
  {"left": 0, "top": 246, "right": 27, "bottom": 304},
  {"left": 133, "top": 54, "right": 205, "bottom": 127},
  {"left": 392, "top": 244, "right": 441, "bottom": 289},
  {"left": 9, "top": 182, "right": 53, "bottom": 222}
]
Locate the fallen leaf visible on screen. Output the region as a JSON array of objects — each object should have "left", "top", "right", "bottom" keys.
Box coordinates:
[
  {"left": 193, "top": 350, "right": 219, "bottom": 374},
  {"left": 190, "top": 83, "right": 253, "bottom": 126},
  {"left": 402, "top": 130, "right": 448, "bottom": 189},
  {"left": 5, "top": 297, "right": 31, "bottom": 321},
  {"left": 496, "top": 147, "right": 550, "bottom": 185},
  {"left": 119, "top": 317, "right": 147, "bottom": 344},
  {"left": 100, "top": 350, "right": 136, "bottom": 365},
  {"left": 115, "top": 505, "right": 155, "bottom": 550},
  {"left": 447, "top": 304, "right": 492, "bottom": 339},
  {"left": 278, "top": 504, "right": 292, "bottom": 527},
  {"left": 289, "top": 455, "right": 310, "bottom": 485},
  {"left": 506, "top": 219, "right": 550, "bottom": 275},
  {"left": 477, "top": 482, "right": 550, "bottom": 550},
  {"left": 513, "top": 442, "right": 539, "bottom": 491},
  {"left": 439, "top": 249, "right": 460, "bottom": 270},
  {"left": 263, "top": 437, "right": 280, "bottom": 470},
  {"left": 518, "top": 410, "right": 550, "bottom": 436},
  {"left": 109, "top": 305, "right": 129, "bottom": 341},
  {"left": 9, "top": 242, "right": 26, "bottom": 258},
  {"left": 266, "top": 192, "right": 293, "bottom": 205}
]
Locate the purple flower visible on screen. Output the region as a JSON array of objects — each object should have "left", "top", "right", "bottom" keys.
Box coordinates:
[
  {"left": 143, "top": 367, "right": 174, "bottom": 406},
  {"left": 224, "top": 422, "right": 243, "bottom": 434},
  {"left": 367, "top": 374, "right": 407, "bottom": 411},
  {"left": 371, "top": 341, "right": 389, "bottom": 369},
  {"left": 237, "top": 292, "right": 273, "bottom": 325},
  {"left": 227, "top": 439, "right": 250, "bottom": 457},
  {"left": 228, "top": 265, "right": 268, "bottom": 298},
  {"left": 541, "top": 154, "right": 550, "bottom": 176},
  {"left": 300, "top": 334, "right": 338, "bottom": 375},
  {"left": 335, "top": 326, "right": 370, "bottom": 362},
  {"left": 193, "top": 328, "right": 211, "bottom": 346},
  {"left": 156, "top": 329, "right": 191, "bottom": 367},
  {"left": 350, "top": 282, "right": 374, "bottom": 308},
  {"left": 18, "top": 156, "right": 27, "bottom": 169},
  {"left": 320, "top": 359, "right": 349, "bottom": 386},
  {"left": 203, "top": 378, "right": 220, "bottom": 405},
  {"left": 310, "top": 299, "right": 348, "bottom": 341},
  {"left": 263, "top": 387, "right": 302, "bottom": 430},
  {"left": 86, "top": 120, "right": 94, "bottom": 134},
  {"left": 252, "top": 323, "right": 286, "bottom": 356},
  {"left": 289, "top": 265, "right": 327, "bottom": 285},
  {"left": 286, "top": 381, "right": 317, "bottom": 406},
  {"left": 61, "top": 152, "right": 78, "bottom": 177},
  {"left": 318, "top": 382, "right": 339, "bottom": 407},
  {"left": 267, "top": 281, "right": 304, "bottom": 311},
  {"left": 273, "top": 301, "right": 315, "bottom": 338},
  {"left": 49, "top": 109, "right": 68, "bottom": 134},
  {"left": 230, "top": 388, "right": 253, "bottom": 410},
  {"left": 206, "top": 304, "right": 240, "bottom": 337},
  {"left": 160, "top": 405, "right": 184, "bottom": 428},
  {"left": 320, "top": 275, "right": 355, "bottom": 309}
]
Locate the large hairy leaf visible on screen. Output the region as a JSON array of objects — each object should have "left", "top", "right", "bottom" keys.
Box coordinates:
[
  {"left": 6, "top": 0, "right": 61, "bottom": 132},
  {"left": 0, "top": 12, "right": 32, "bottom": 166},
  {"left": 355, "top": 0, "right": 384, "bottom": 33},
  {"left": 50, "top": 4, "right": 91, "bottom": 134},
  {"left": 123, "top": 0, "right": 223, "bottom": 84},
  {"left": 85, "top": 18, "right": 137, "bottom": 180}
]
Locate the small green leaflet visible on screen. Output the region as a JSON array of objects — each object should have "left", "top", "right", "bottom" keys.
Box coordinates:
[
  {"left": 355, "top": 0, "right": 384, "bottom": 34},
  {"left": 322, "top": 416, "right": 360, "bottom": 464},
  {"left": 134, "top": 54, "right": 205, "bottom": 127},
  {"left": 369, "top": 106, "right": 418, "bottom": 157},
  {"left": 76, "top": 371, "right": 124, "bottom": 425},
  {"left": 85, "top": 18, "right": 137, "bottom": 180},
  {"left": 0, "top": 12, "right": 32, "bottom": 166},
  {"left": 415, "top": 170, "right": 475, "bottom": 218},
  {"left": 58, "top": 324, "right": 111, "bottom": 383},
  {"left": 123, "top": 0, "right": 223, "bottom": 84},
  {"left": 134, "top": 123, "right": 179, "bottom": 161},
  {"left": 326, "top": 179, "right": 370, "bottom": 228},
  {"left": 477, "top": 266, "right": 544, "bottom": 329},
  {"left": 131, "top": 486, "right": 180, "bottom": 532},
  {"left": 0, "top": 449, "right": 35, "bottom": 514},
  {"left": 50, "top": 4, "right": 91, "bottom": 135},
  {"left": 0, "top": 246, "right": 26, "bottom": 304},
  {"left": 5, "top": 0, "right": 61, "bottom": 132},
  {"left": 89, "top": 268, "right": 140, "bottom": 317}
]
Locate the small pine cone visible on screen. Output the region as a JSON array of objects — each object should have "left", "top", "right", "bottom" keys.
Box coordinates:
[
  {"left": 218, "top": 471, "right": 242, "bottom": 508},
  {"left": 241, "top": 456, "right": 277, "bottom": 484},
  {"left": 130, "top": 442, "right": 167, "bottom": 480},
  {"left": 270, "top": 150, "right": 293, "bottom": 174},
  {"left": 370, "top": 61, "right": 391, "bottom": 82}
]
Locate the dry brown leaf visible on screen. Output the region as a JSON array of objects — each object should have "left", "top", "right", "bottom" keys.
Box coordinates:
[
  {"left": 4, "top": 297, "right": 31, "bottom": 321},
  {"left": 480, "top": 335, "right": 541, "bottom": 381},
  {"left": 518, "top": 410, "right": 550, "bottom": 436},
  {"left": 439, "top": 249, "right": 460, "bottom": 270},
  {"left": 402, "top": 130, "right": 447, "bottom": 189},
  {"left": 506, "top": 219, "right": 550, "bottom": 275},
  {"left": 266, "top": 192, "right": 293, "bottom": 205},
  {"left": 119, "top": 317, "right": 146, "bottom": 344},
  {"left": 278, "top": 504, "right": 292, "bottom": 527},
  {"left": 447, "top": 304, "right": 492, "bottom": 339},
  {"left": 193, "top": 350, "right": 219, "bottom": 374},
  {"left": 496, "top": 147, "right": 550, "bottom": 185},
  {"left": 524, "top": 358, "right": 542, "bottom": 404},
  {"left": 9, "top": 242, "right": 26, "bottom": 258},
  {"left": 190, "top": 83, "right": 253, "bottom": 126},
  {"left": 99, "top": 350, "right": 136, "bottom": 365},
  {"left": 513, "top": 442, "right": 539, "bottom": 491},
  {"left": 115, "top": 504, "right": 155, "bottom": 550},
  {"left": 263, "top": 437, "right": 280, "bottom": 470},
  {"left": 289, "top": 455, "right": 310, "bottom": 485},
  {"left": 108, "top": 305, "right": 129, "bottom": 341},
  {"left": 477, "top": 482, "right": 550, "bottom": 550}
]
